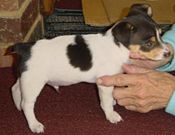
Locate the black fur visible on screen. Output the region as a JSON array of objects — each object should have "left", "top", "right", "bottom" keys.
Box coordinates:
[
  {"left": 67, "top": 35, "right": 92, "bottom": 71},
  {"left": 7, "top": 42, "right": 35, "bottom": 74},
  {"left": 128, "top": 4, "right": 152, "bottom": 17},
  {"left": 112, "top": 22, "right": 135, "bottom": 47}
]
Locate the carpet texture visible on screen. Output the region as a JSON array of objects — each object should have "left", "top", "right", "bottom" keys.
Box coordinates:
[{"left": 0, "top": 68, "right": 175, "bottom": 135}]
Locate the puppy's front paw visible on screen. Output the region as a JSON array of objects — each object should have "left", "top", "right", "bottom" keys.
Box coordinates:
[
  {"left": 106, "top": 111, "right": 123, "bottom": 124},
  {"left": 30, "top": 121, "right": 44, "bottom": 133}
]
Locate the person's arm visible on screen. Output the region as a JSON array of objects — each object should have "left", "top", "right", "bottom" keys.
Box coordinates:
[
  {"left": 165, "top": 91, "right": 175, "bottom": 116},
  {"left": 157, "top": 24, "right": 175, "bottom": 72}
]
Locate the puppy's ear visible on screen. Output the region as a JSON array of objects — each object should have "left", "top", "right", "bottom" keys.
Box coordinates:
[
  {"left": 112, "top": 21, "right": 136, "bottom": 47},
  {"left": 128, "top": 4, "right": 152, "bottom": 17}
]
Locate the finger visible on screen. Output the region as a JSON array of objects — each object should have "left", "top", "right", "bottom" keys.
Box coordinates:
[
  {"left": 123, "top": 64, "right": 151, "bottom": 74},
  {"left": 113, "top": 87, "right": 136, "bottom": 100},
  {"left": 125, "top": 100, "right": 160, "bottom": 113},
  {"left": 97, "top": 74, "right": 138, "bottom": 87},
  {"left": 125, "top": 105, "right": 151, "bottom": 113},
  {"left": 117, "top": 98, "right": 136, "bottom": 107},
  {"left": 125, "top": 106, "right": 137, "bottom": 111}
]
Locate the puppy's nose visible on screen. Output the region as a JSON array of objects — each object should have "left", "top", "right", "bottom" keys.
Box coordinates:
[{"left": 164, "top": 51, "right": 171, "bottom": 57}]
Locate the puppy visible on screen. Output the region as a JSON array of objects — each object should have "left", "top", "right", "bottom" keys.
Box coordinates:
[{"left": 9, "top": 4, "right": 170, "bottom": 133}]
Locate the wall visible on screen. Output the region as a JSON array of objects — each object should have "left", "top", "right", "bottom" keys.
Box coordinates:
[{"left": 0, "top": 0, "right": 44, "bottom": 67}]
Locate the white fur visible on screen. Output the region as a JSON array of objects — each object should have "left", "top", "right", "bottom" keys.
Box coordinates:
[
  {"left": 12, "top": 29, "right": 129, "bottom": 133},
  {"left": 147, "top": 6, "right": 152, "bottom": 16}
]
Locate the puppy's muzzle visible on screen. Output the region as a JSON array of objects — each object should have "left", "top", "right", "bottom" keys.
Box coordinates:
[
  {"left": 164, "top": 45, "right": 171, "bottom": 57},
  {"left": 164, "top": 51, "right": 171, "bottom": 57}
]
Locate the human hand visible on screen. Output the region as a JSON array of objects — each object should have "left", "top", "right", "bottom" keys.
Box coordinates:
[
  {"left": 129, "top": 44, "right": 174, "bottom": 69},
  {"left": 97, "top": 64, "right": 175, "bottom": 113}
]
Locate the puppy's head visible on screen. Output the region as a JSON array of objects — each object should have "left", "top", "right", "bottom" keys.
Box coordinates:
[{"left": 112, "top": 4, "right": 171, "bottom": 61}]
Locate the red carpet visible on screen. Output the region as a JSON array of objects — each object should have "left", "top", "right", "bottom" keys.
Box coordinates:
[{"left": 1, "top": 67, "right": 175, "bottom": 135}]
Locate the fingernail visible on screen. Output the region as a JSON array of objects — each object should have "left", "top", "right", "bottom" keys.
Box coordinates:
[{"left": 97, "top": 78, "right": 102, "bottom": 84}]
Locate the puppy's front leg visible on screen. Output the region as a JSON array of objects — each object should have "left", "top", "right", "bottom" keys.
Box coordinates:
[{"left": 97, "top": 85, "right": 122, "bottom": 123}]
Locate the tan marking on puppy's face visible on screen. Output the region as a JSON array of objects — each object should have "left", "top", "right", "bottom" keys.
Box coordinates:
[
  {"left": 150, "top": 36, "right": 156, "bottom": 42},
  {"left": 129, "top": 44, "right": 164, "bottom": 60},
  {"left": 129, "top": 45, "right": 140, "bottom": 53},
  {"left": 140, "top": 47, "right": 164, "bottom": 60}
]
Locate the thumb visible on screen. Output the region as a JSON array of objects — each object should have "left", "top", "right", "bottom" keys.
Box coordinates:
[
  {"left": 123, "top": 64, "right": 151, "bottom": 74},
  {"left": 97, "top": 73, "right": 134, "bottom": 87},
  {"left": 97, "top": 75, "right": 118, "bottom": 87}
]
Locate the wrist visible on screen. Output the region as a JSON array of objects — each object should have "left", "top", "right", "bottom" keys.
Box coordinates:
[{"left": 165, "top": 90, "right": 175, "bottom": 116}]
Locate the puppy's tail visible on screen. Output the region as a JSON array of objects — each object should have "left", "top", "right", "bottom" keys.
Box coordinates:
[
  {"left": 5, "top": 42, "right": 35, "bottom": 56},
  {"left": 5, "top": 43, "right": 22, "bottom": 55}
]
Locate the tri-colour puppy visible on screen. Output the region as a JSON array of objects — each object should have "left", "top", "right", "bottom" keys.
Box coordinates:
[{"left": 9, "top": 4, "right": 171, "bottom": 133}]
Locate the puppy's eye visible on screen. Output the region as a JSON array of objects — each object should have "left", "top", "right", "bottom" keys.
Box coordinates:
[{"left": 145, "top": 42, "right": 153, "bottom": 48}]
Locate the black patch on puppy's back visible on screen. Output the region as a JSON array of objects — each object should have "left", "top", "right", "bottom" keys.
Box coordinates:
[{"left": 67, "top": 35, "right": 92, "bottom": 71}]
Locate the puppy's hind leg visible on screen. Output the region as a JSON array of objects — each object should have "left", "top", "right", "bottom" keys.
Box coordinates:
[
  {"left": 12, "top": 79, "right": 22, "bottom": 111},
  {"left": 97, "top": 85, "right": 122, "bottom": 124},
  {"left": 20, "top": 74, "right": 45, "bottom": 133}
]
